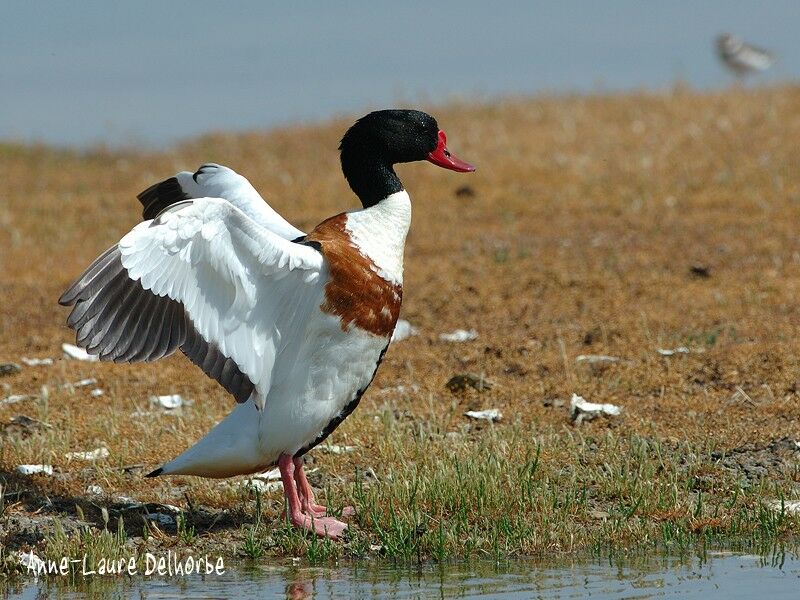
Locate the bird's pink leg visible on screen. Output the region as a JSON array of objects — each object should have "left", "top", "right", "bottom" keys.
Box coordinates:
[
  {"left": 278, "top": 453, "right": 347, "bottom": 539},
  {"left": 292, "top": 456, "right": 356, "bottom": 519},
  {"left": 292, "top": 456, "right": 327, "bottom": 517}
]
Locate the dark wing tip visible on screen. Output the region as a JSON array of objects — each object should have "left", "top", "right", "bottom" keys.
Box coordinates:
[
  {"left": 58, "top": 244, "right": 121, "bottom": 307},
  {"left": 145, "top": 467, "right": 164, "bottom": 478},
  {"left": 138, "top": 177, "right": 190, "bottom": 221},
  {"left": 60, "top": 241, "right": 256, "bottom": 405},
  {"left": 57, "top": 290, "right": 73, "bottom": 306}
]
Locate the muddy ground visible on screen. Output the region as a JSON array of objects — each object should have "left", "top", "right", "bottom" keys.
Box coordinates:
[{"left": 2, "top": 85, "right": 800, "bottom": 563}]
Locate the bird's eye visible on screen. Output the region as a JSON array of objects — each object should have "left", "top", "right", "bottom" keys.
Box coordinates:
[{"left": 444, "top": 150, "right": 451, "bottom": 157}]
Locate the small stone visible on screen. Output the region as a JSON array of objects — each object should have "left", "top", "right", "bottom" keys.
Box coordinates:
[
  {"left": 570, "top": 393, "right": 621, "bottom": 425},
  {"left": 149, "top": 394, "right": 189, "bottom": 410},
  {"left": 576, "top": 354, "right": 619, "bottom": 365},
  {"left": 378, "top": 383, "right": 420, "bottom": 396},
  {"left": 690, "top": 264, "right": 711, "bottom": 278},
  {"left": 391, "top": 319, "right": 418, "bottom": 343},
  {"left": 3, "top": 415, "right": 51, "bottom": 437},
  {"left": 503, "top": 362, "right": 529, "bottom": 377},
  {"left": 575, "top": 355, "right": 620, "bottom": 374},
  {"left": 1, "top": 394, "right": 36, "bottom": 406},
  {"left": 17, "top": 464, "right": 54, "bottom": 476},
  {"left": 64, "top": 378, "right": 97, "bottom": 388},
  {"left": 767, "top": 499, "right": 800, "bottom": 515},
  {"left": 439, "top": 329, "right": 478, "bottom": 343},
  {"left": 361, "top": 467, "right": 379, "bottom": 481},
  {"left": 240, "top": 479, "right": 283, "bottom": 493},
  {"left": 446, "top": 373, "right": 493, "bottom": 393},
  {"left": 0, "top": 363, "right": 22, "bottom": 376},
  {"left": 252, "top": 467, "right": 281, "bottom": 481},
  {"left": 145, "top": 513, "right": 175, "bottom": 527},
  {"left": 454, "top": 185, "right": 476, "bottom": 198},
  {"left": 657, "top": 347, "right": 694, "bottom": 356},
  {"left": 464, "top": 409, "right": 502, "bottom": 422},
  {"left": 61, "top": 343, "right": 99, "bottom": 362},
  {"left": 65, "top": 447, "right": 109, "bottom": 461},
  {"left": 20, "top": 357, "right": 54, "bottom": 366},
  {"left": 319, "top": 444, "right": 356, "bottom": 455},
  {"left": 542, "top": 398, "right": 565, "bottom": 408}
]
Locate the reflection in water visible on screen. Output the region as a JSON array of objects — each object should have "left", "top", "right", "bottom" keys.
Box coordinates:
[
  {"left": 4, "top": 549, "right": 799, "bottom": 599},
  {"left": 286, "top": 577, "right": 313, "bottom": 600}
]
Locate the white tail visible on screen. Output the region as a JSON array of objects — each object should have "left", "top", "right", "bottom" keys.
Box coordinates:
[{"left": 153, "top": 400, "right": 269, "bottom": 478}]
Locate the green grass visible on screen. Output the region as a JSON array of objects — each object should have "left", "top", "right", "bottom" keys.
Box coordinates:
[
  {"left": 241, "top": 489, "right": 266, "bottom": 560},
  {"left": 42, "top": 517, "right": 129, "bottom": 581},
  {"left": 0, "top": 545, "right": 24, "bottom": 579},
  {"left": 20, "top": 401, "right": 799, "bottom": 567},
  {"left": 176, "top": 512, "right": 196, "bottom": 545},
  {"left": 247, "top": 406, "right": 799, "bottom": 562}
]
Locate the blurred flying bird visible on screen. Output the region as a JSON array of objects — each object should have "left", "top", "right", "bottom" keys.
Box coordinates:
[{"left": 716, "top": 33, "right": 774, "bottom": 77}]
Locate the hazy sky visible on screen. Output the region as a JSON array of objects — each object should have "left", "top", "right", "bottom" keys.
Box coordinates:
[{"left": 2, "top": 1, "right": 798, "bottom": 147}]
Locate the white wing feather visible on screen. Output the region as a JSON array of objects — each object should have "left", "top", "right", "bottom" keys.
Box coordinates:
[
  {"left": 174, "top": 164, "right": 305, "bottom": 240},
  {"left": 119, "top": 198, "right": 324, "bottom": 408}
]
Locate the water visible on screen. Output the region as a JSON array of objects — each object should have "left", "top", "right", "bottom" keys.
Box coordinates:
[
  {"left": 5, "top": 551, "right": 800, "bottom": 599},
  {"left": 2, "top": 1, "right": 799, "bottom": 147}
]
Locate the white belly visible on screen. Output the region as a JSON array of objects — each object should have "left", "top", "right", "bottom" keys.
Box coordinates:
[
  {"left": 159, "top": 314, "right": 389, "bottom": 477},
  {"left": 259, "top": 314, "right": 389, "bottom": 457}
]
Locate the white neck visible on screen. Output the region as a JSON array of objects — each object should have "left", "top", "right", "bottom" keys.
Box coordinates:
[{"left": 344, "top": 190, "right": 411, "bottom": 285}]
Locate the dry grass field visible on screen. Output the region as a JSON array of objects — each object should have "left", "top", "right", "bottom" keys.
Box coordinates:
[{"left": 2, "top": 85, "right": 800, "bottom": 569}]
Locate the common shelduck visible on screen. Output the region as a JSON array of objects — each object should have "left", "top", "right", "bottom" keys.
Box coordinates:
[{"left": 59, "top": 110, "right": 475, "bottom": 538}]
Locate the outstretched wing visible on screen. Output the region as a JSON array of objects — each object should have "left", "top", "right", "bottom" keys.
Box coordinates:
[
  {"left": 137, "top": 163, "right": 305, "bottom": 240},
  {"left": 59, "top": 198, "right": 324, "bottom": 408}
]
